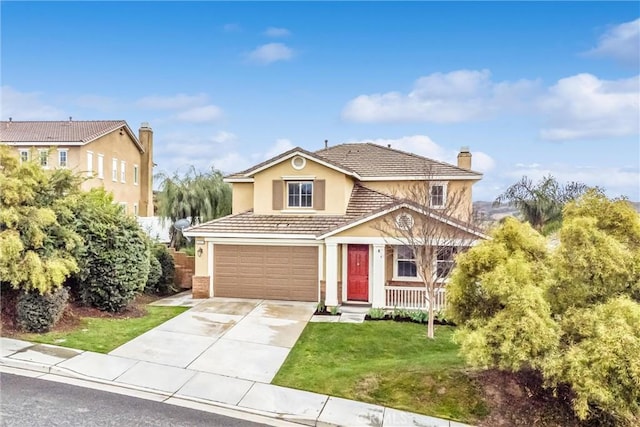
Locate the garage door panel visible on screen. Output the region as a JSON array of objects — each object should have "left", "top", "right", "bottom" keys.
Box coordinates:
[{"left": 213, "top": 245, "right": 318, "bottom": 301}]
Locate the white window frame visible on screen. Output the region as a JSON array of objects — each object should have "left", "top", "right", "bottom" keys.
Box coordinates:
[
  {"left": 393, "top": 245, "right": 421, "bottom": 281},
  {"left": 118, "top": 202, "right": 128, "bottom": 214},
  {"left": 112, "top": 158, "right": 118, "bottom": 182},
  {"left": 57, "top": 149, "right": 68, "bottom": 168},
  {"left": 19, "top": 149, "right": 29, "bottom": 163},
  {"left": 38, "top": 149, "right": 49, "bottom": 168},
  {"left": 97, "top": 154, "right": 104, "bottom": 179},
  {"left": 120, "top": 160, "right": 126, "bottom": 183},
  {"left": 86, "top": 151, "right": 94, "bottom": 176},
  {"left": 287, "top": 181, "right": 313, "bottom": 208},
  {"left": 133, "top": 164, "right": 139, "bottom": 185},
  {"left": 434, "top": 246, "right": 458, "bottom": 283},
  {"left": 429, "top": 182, "right": 447, "bottom": 209},
  {"left": 133, "top": 203, "right": 139, "bottom": 216}
]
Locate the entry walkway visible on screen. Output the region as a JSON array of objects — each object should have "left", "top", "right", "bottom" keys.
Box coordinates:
[{"left": 0, "top": 294, "right": 472, "bottom": 427}]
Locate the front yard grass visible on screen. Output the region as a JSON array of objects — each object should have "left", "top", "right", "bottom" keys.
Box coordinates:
[
  {"left": 272, "top": 322, "right": 487, "bottom": 424},
  {"left": 15, "top": 306, "right": 188, "bottom": 354}
]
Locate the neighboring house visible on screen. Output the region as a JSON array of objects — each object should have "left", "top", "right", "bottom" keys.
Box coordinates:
[
  {"left": 184, "top": 143, "right": 487, "bottom": 309},
  {"left": 0, "top": 119, "right": 154, "bottom": 216}
]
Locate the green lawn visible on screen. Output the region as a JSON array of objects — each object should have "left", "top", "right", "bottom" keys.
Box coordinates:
[
  {"left": 17, "top": 306, "right": 188, "bottom": 353},
  {"left": 272, "top": 322, "right": 487, "bottom": 424}
]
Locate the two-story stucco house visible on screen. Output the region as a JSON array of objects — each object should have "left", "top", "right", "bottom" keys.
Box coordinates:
[
  {"left": 0, "top": 119, "right": 154, "bottom": 216},
  {"left": 184, "top": 143, "right": 487, "bottom": 309}
]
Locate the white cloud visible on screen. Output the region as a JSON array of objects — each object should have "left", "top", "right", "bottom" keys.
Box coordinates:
[
  {"left": 264, "top": 138, "right": 295, "bottom": 159},
  {"left": 247, "top": 43, "right": 294, "bottom": 65},
  {"left": 346, "top": 135, "right": 496, "bottom": 173},
  {"left": 211, "top": 131, "right": 237, "bottom": 144},
  {"left": 0, "top": 86, "right": 64, "bottom": 120},
  {"left": 537, "top": 73, "right": 640, "bottom": 140},
  {"left": 342, "top": 70, "right": 540, "bottom": 123},
  {"left": 136, "top": 93, "right": 209, "bottom": 110},
  {"left": 264, "top": 27, "right": 291, "bottom": 38},
  {"left": 505, "top": 162, "right": 640, "bottom": 200},
  {"left": 586, "top": 18, "right": 640, "bottom": 65},
  {"left": 174, "top": 105, "right": 223, "bottom": 123}
]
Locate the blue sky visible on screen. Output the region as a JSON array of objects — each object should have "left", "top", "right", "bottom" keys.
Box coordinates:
[{"left": 2, "top": 1, "right": 639, "bottom": 200}]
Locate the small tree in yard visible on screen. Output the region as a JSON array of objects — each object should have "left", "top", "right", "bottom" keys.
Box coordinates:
[{"left": 376, "top": 177, "right": 484, "bottom": 339}]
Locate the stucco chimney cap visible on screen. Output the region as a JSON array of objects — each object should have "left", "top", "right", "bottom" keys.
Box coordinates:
[
  {"left": 140, "top": 122, "right": 152, "bottom": 129},
  {"left": 460, "top": 146, "right": 470, "bottom": 153}
]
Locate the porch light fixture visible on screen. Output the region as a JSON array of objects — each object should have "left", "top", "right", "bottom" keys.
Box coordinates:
[{"left": 197, "top": 247, "right": 203, "bottom": 257}]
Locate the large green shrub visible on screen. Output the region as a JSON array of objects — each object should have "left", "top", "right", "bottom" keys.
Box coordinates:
[
  {"left": 153, "top": 244, "right": 176, "bottom": 295},
  {"left": 16, "top": 287, "right": 69, "bottom": 332},
  {"left": 71, "top": 190, "right": 150, "bottom": 312},
  {"left": 145, "top": 254, "right": 162, "bottom": 293}
]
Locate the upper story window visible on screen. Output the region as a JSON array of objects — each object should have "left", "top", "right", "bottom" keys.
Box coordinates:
[
  {"left": 287, "top": 181, "right": 313, "bottom": 208},
  {"left": 87, "top": 151, "right": 94, "bottom": 176},
  {"left": 19, "top": 150, "right": 29, "bottom": 163},
  {"left": 112, "top": 158, "right": 118, "bottom": 181},
  {"left": 429, "top": 182, "right": 447, "bottom": 208},
  {"left": 133, "top": 165, "right": 139, "bottom": 185},
  {"left": 97, "top": 154, "right": 104, "bottom": 179},
  {"left": 58, "top": 149, "right": 68, "bottom": 168},
  {"left": 120, "top": 160, "right": 126, "bottom": 183},
  {"left": 39, "top": 149, "right": 49, "bottom": 168}
]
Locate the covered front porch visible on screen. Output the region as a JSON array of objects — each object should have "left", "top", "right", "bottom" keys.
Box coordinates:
[{"left": 321, "top": 238, "right": 448, "bottom": 312}]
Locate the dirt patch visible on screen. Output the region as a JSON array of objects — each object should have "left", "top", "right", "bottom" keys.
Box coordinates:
[
  {"left": 1, "top": 292, "right": 159, "bottom": 337},
  {"left": 475, "top": 369, "right": 582, "bottom": 427}
]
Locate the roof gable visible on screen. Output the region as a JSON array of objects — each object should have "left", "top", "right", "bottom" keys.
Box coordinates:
[{"left": 0, "top": 120, "right": 144, "bottom": 153}]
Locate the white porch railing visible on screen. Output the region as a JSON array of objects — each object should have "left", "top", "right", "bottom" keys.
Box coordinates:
[{"left": 384, "top": 286, "right": 447, "bottom": 312}]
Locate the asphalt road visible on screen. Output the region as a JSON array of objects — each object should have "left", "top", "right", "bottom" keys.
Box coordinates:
[{"left": 0, "top": 373, "right": 268, "bottom": 427}]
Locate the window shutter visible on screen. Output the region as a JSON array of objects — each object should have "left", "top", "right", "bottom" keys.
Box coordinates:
[
  {"left": 272, "top": 180, "right": 284, "bottom": 210},
  {"left": 313, "top": 180, "right": 325, "bottom": 210}
]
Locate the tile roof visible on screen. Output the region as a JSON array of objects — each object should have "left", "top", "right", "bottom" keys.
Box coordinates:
[
  {"left": 0, "top": 120, "right": 131, "bottom": 144},
  {"left": 315, "top": 143, "right": 481, "bottom": 178},
  {"left": 188, "top": 185, "right": 394, "bottom": 236}
]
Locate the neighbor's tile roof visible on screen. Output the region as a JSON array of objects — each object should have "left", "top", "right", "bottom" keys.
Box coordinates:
[
  {"left": 187, "top": 184, "right": 396, "bottom": 236},
  {"left": 0, "top": 120, "right": 129, "bottom": 143},
  {"left": 315, "top": 143, "right": 481, "bottom": 178}
]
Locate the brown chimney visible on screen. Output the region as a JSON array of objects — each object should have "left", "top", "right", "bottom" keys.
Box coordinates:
[
  {"left": 457, "top": 146, "right": 472, "bottom": 170},
  {"left": 139, "top": 122, "right": 154, "bottom": 217}
]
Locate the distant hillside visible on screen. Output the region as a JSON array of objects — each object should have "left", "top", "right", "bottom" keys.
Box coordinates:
[{"left": 473, "top": 200, "right": 640, "bottom": 224}]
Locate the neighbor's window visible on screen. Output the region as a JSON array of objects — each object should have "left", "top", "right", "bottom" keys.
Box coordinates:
[
  {"left": 97, "top": 154, "right": 104, "bottom": 179},
  {"left": 287, "top": 181, "right": 313, "bottom": 208},
  {"left": 396, "top": 245, "right": 417, "bottom": 278},
  {"left": 39, "top": 150, "right": 49, "bottom": 168},
  {"left": 87, "top": 151, "right": 93, "bottom": 176},
  {"left": 436, "top": 246, "right": 458, "bottom": 279},
  {"left": 133, "top": 204, "right": 139, "bottom": 216},
  {"left": 133, "top": 165, "right": 139, "bottom": 185},
  {"left": 112, "top": 158, "right": 118, "bottom": 181},
  {"left": 430, "top": 183, "right": 446, "bottom": 208},
  {"left": 19, "top": 150, "right": 29, "bottom": 163},
  {"left": 120, "top": 160, "right": 126, "bottom": 183},
  {"left": 58, "top": 150, "right": 68, "bottom": 168}
]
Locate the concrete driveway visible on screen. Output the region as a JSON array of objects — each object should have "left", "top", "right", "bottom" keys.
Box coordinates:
[{"left": 109, "top": 296, "right": 316, "bottom": 383}]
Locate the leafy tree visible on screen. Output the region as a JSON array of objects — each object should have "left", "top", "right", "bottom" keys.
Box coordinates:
[
  {"left": 493, "top": 175, "right": 595, "bottom": 235},
  {"left": 155, "top": 166, "right": 231, "bottom": 248},
  {"left": 69, "top": 189, "right": 151, "bottom": 312},
  {"left": 0, "top": 146, "right": 82, "bottom": 294},
  {"left": 448, "top": 194, "right": 640, "bottom": 424}
]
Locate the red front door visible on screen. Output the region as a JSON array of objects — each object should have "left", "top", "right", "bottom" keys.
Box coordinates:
[{"left": 347, "top": 245, "right": 369, "bottom": 301}]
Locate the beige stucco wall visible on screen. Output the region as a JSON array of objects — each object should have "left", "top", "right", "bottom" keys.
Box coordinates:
[
  {"left": 231, "top": 183, "right": 254, "bottom": 214},
  {"left": 78, "top": 131, "right": 144, "bottom": 215},
  {"left": 252, "top": 157, "right": 354, "bottom": 215},
  {"left": 194, "top": 238, "right": 209, "bottom": 276}
]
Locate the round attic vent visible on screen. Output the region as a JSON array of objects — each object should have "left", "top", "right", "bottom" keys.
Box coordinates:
[
  {"left": 291, "top": 155, "right": 306, "bottom": 170},
  {"left": 395, "top": 213, "right": 414, "bottom": 231}
]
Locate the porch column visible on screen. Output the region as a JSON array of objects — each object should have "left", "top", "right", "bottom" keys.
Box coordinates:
[
  {"left": 372, "top": 243, "right": 386, "bottom": 308},
  {"left": 325, "top": 242, "right": 339, "bottom": 306}
]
